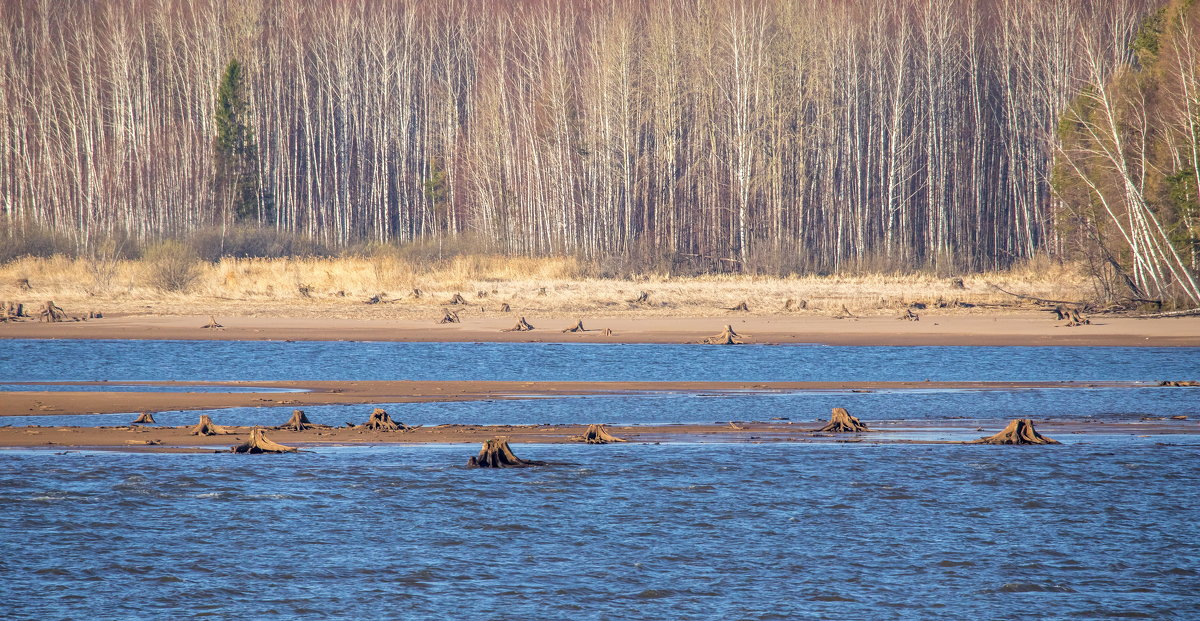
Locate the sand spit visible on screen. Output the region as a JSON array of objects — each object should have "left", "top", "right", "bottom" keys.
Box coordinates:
[{"left": 0, "top": 379, "right": 1168, "bottom": 418}]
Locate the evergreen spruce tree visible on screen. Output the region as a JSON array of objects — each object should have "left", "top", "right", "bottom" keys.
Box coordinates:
[{"left": 213, "top": 59, "right": 263, "bottom": 223}]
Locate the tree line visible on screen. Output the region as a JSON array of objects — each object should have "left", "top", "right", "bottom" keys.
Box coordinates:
[{"left": 4, "top": 0, "right": 1186, "bottom": 285}]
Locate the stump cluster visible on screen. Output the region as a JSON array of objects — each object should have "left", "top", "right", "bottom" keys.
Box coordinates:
[
  {"left": 502, "top": 316, "right": 534, "bottom": 332},
  {"left": 230, "top": 428, "right": 298, "bottom": 453},
  {"left": 574, "top": 424, "right": 627, "bottom": 444},
  {"left": 817, "top": 407, "right": 870, "bottom": 432},
  {"left": 131, "top": 412, "right": 156, "bottom": 425},
  {"left": 191, "top": 414, "right": 230, "bottom": 436},
  {"left": 466, "top": 437, "right": 545, "bottom": 468},
  {"left": 276, "top": 409, "right": 330, "bottom": 431},
  {"left": 37, "top": 300, "right": 68, "bottom": 322},
  {"left": 703, "top": 324, "right": 744, "bottom": 345},
  {"left": 1, "top": 301, "right": 26, "bottom": 322},
  {"left": 357, "top": 407, "right": 418, "bottom": 431},
  {"left": 970, "top": 419, "right": 1060, "bottom": 445}
]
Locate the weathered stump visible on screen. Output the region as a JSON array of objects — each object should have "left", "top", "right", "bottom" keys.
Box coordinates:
[
  {"left": 16, "top": 278, "right": 32, "bottom": 290},
  {"left": 37, "top": 300, "right": 67, "bottom": 322},
  {"left": 502, "top": 316, "right": 534, "bottom": 332},
  {"left": 200, "top": 315, "right": 223, "bottom": 329},
  {"left": 727, "top": 301, "right": 750, "bottom": 312},
  {"left": 276, "top": 409, "right": 330, "bottom": 431},
  {"left": 466, "top": 437, "right": 545, "bottom": 468},
  {"left": 783, "top": 298, "right": 807, "bottom": 311},
  {"left": 562, "top": 320, "right": 588, "bottom": 333},
  {"left": 410, "top": 288, "right": 423, "bottom": 299},
  {"left": 628, "top": 291, "right": 650, "bottom": 304},
  {"left": 817, "top": 407, "right": 870, "bottom": 432},
  {"left": 88, "top": 310, "right": 103, "bottom": 319},
  {"left": 1065, "top": 307, "right": 1090, "bottom": 327},
  {"left": 898, "top": 309, "right": 920, "bottom": 321},
  {"left": 602, "top": 328, "right": 613, "bottom": 336},
  {"left": 573, "top": 424, "right": 627, "bottom": 444},
  {"left": 364, "top": 293, "right": 384, "bottom": 304},
  {"left": 298, "top": 284, "right": 313, "bottom": 298},
  {"left": 498, "top": 302, "right": 511, "bottom": 313},
  {"left": 537, "top": 287, "right": 548, "bottom": 296},
  {"left": 950, "top": 277, "right": 965, "bottom": 289},
  {"left": 439, "top": 309, "right": 460, "bottom": 324},
  {"left": 477, "top": 290, "right": 488, "bottom": 298},
  {"left": 131, "top": 412, "right": 156, "bottom": 425},
  {"left": 834, "top": 305, "right": 856, "bottom": 319},
  {"left": 446, "top": 293, "right": 468, "bottom": 305},
  {"left": 970, "top": 419, "right": 1060, "bottom": 445},
  {"left": 230, "top": 428, "right": 298, "bottom": 453},
  {"left": 357, "top": 407, "right": 417, "bottom": 431},
  {"left": 703, "top": 324, "right": 744, "bottom": 345},
  {"left": 191, "top": 414, "right": 230, "bottom": 436}
]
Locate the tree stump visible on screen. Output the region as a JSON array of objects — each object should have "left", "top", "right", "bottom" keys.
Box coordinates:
[
  {"left": 276, "top": 409, "right": 329, "bottom": 431},
  {"left": 703, "top": 324, "right": 744, "bottom": 345},
  {"left": 784, "top": 298, "right": 807, "bottom": 311},
  {"left": 950, "top": 277, "right": 965, "bottom": 289},
  {"left": 230, "top": 428, "right": 298, "bottom": 453},
  {"left": 439, "top": 309, "right": 461, "bottom": 324},
  {"left": 628, "top": 291, "right": 650, "bottom": 304},
  {"left": 477, "top": 290, "right": 488, "bottom": 298},
  {"left": 446, "top": 293, "right": 468, "bottom": 305},
  {"left": 466, "top": 437, "right": 545, "bottom": 468},
  {"left": 898, "top": 309, "right": 920, "bottom": 321},
  {"left": 562, "top": 320, "right": 588, "bottom": 333},
  {"left": 970, "top": 419, "right": 1060, "bottom": 445},
  {"left": 573, "top": 424, "right": 627, "bottom": 444},
  {"left": 365, "top": 293, "right": 384, "bottom": 304},
  {"left": 16, "top": 278, "right": 31, "bottom": 290},
  {"left": 498, "top": 302, "right": 511, "bottom": 312},
  {"left": 727, "top": 301, "right": 749, "bottom": 311},
  {"left": 88, "top": 310, "right": 103, "bottom": 319},
  {"left": 37, "top": 300, "right": 67, "bottom": 322},
  {"left": 817, "top": 407, "right": 870, "bottom": 432},
  {"left": 131, "top": 412, "right": 156, "bottom": 425},
  {"left": 1065, "top": 307, "right": 1090, "bottom": 327},
  {"left": 502, "top": 316, "right": 534, "bottom": 332},
  {"left": 191, "top": 414, "right": 230, "bottom": 436},
  {"left": 834, "top": 304, "right": 856, "bottom": 319},
  {"left": 200, "top": 315, "right": 223, "bottom": 329},
  {"left": 298, "top": 284, "right": 313, "bottom": 298},
  {"left": 410, "top": 288, "right": 422, "bottom": 299},
  {"left": 602, "top": 328, "right": 613, "bottom": 336},
  {"left": 356, "top": 407, "right": 417, "bottom": 431}
]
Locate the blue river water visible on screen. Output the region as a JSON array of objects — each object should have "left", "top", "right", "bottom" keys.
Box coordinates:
[{"left": 0, "top": 339, "right": 1197, "bottom": 619}]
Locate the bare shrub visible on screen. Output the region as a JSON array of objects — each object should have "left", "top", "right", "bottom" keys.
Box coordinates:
[{"left": 143, "top": 241, "right": 200, "bottom": 292}]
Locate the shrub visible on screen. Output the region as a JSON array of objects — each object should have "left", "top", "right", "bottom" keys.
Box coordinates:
[{"left": 143, "top": 240, "right": 200, "bottom": 292}]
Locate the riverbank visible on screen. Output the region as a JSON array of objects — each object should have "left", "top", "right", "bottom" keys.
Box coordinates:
[{"left": 3, "top": 312, "right": 1200, "bottom": 346}]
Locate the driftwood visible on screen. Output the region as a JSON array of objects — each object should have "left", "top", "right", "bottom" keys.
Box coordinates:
[
  {"left": 727, "top": 301, "right": 750, "bottom": 312},
  {"left": 466, "top": 437, "right": 545, "bottom": 468},
  {"left": 357, "top": 407, "right": 418, "bottom": 431},
  {"left": 562, "top": 320, "right": 588, "bottom": 333},
  {"left": 200, "top": 315, "right": 223, "bottom": 329},
  {"left": 703, "top": 324, "right": 744, "bottom": 345},
  {"left": 131, "top": 412, "right": 155, "bottom": 424},
  {"left": 628, "top": 291, "right": 650, "bottom": 304},
  {"left": 498, "top": 302, "right": 511, "bottom": 313},
  {"left": 817, "top": 407, "right": 870, "bottom": 432},
  {"left": 276, "top": 409, "right": 330, "bottom": 431},
  {"left": 230, "top": 428, "right": 298, "bottom": 453},
  {"left": 573, "top": 424, "right": 626, "bottom": 444},
  {"left": 37, "top": 300, "right": 68, "bottom": 322},
  {"left": 502, "top": 316, "right": 534, "bottom": 332},
  {"left": 446, "top": 293, "right": 468, "bottom": 305},
  {"left": 989, "top": 283, "right": 1089, "bottom": 309},
  {"left": 191, "top": 414, "right": 230, "bottom": 436},
  {"left": 898, "top": 309, "right": 920, "bottom": 321},
  {"left": 970, "top": 419, "right": 1060, "bottom": 445},
  {"left": 439, "top": 309, "right": 460, "bottom": 324},
  {"left": 1136, "top": 307, "right": 1200, "bottom": 319}
]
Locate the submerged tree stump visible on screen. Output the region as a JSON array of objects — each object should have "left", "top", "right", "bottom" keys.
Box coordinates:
[
  {"left": 573, "top": 424, "right": 627, "bottom": 444},
  {"left": 439, "top": 309, "right": 461, "bottom": 324},
  {"left": 970, "top": 419, "right": 1060, "bottom": 445},
  {"left": 562, "top": 320, "right": 588, "bottom": 333},
  {"left": 191, "top": 414, "right": 230, "bottom": 436},
  {"left": 898, "top": 309, "right": 920, "bottom": 321},
  {"left": 276, "top": 409, "right": 330, "bottom": 431},
  {"left": 817, "top": 407, "right": 870, "bottom": 432},
  {"left": 502, "top": 316, "right": 534, "bottom": 332},
  {"left": 466, "top": 437, "right": 545, "bottom": 468},
  {"left": 131, "top": 412, "right": 156, "bottom": 425},
  {"left": 200, "top": 315, "right": 223, "bottom": 329},
  {"left": 703, "top": 324, "right": 744, "bottom": 345},
  {"left": 727, "top": 301, "right": 750, "bottom": 312},
  {"left": 230, "top": 428, "right": 298, "bottom": 453},
  {"left": 356, "top": 408, "right": 417, "bottom": 431},
  {"left": 37, "top": 300, "right": 67, "bottom": 322}
]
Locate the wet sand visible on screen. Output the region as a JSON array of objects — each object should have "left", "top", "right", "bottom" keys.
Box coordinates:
[
  {"left": 3, "top": 313, "right": 1199, "bottom": 346},
  {"left": 1, "top": 418, "right": 1194, "bottom": 452},
  {"left": 0, "top": 379, "right": 1164, "bottom": 417}
]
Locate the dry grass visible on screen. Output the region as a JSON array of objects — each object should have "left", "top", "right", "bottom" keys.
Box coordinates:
[{"left": 0, "top": 254, "right": 1092, "bottom": 321}]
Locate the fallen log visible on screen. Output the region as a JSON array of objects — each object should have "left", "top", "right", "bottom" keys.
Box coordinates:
[
  {"left": 573, "top": 424, "right": 626, "bottom": 444},
  {"left": 502, "top": 316, "right": 534, "bottom": 332},
  {"left": 817, "top": 407, "right": 870, "bottom": 432},
  {"left": 989, "top": 283, "right": 1090, "bottom": 309},
  {"left": 230, "top": 428, "right": 298, "bottom": 453},
  {"left": 561, "top": 320, "right": 588, "bottom": 333},
  {"left": 131, "top": 412, "right": 155, "bottom": 425},
  {"left": 191, "top": 414, "right": 230, "bottom": 436},
  {"left": 969, "top": 419, "right": 1059, "bottom": 445},
  {"left": 702, "top": 324, "right": 744, "bottom": 345},
  {"left": 276, "top": 409, "right": 330, "bottom": 431},
  {"left": 466, "top": 437, "right": 545, "bottom": 468}
]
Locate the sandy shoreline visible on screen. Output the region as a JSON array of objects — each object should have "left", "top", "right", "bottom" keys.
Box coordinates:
[
  {"left": 2, "top": 312, "right": 1200, "bottom": 346},
  {"left": 0, "top": 379, "right": 1168, "bottom": 417},
  {"left": 2, "top": 418, "right": 1195, "bottom": 452}
]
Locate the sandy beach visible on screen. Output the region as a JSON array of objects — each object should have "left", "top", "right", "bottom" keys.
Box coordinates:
[{"left": 3, "top": 312, "right": 1200, "bottom": 346}]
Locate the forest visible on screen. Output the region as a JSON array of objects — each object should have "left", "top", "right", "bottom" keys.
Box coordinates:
[{"left": 1, "top": 0, "right": 1198, "bottom": 302}]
